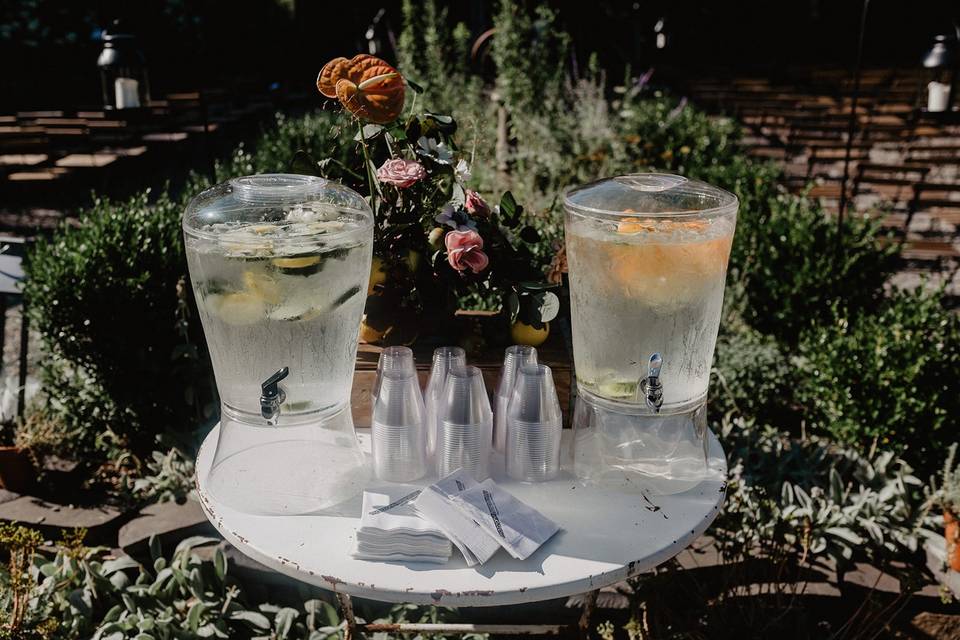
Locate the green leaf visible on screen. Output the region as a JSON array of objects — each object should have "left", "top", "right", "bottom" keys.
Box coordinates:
[
  {"left": 289, "top": 150, "right": 323, "bottom": 177},
  {"left": 386, "top": 124, "right": 408, "bottom": 142},
  {"left": 353, "top": 124, "right": 384, "bottom": 141},
  {"left": 534, "top": 291, "right": 560, "bottom": 323},
  {"left": 407, "top": 79, "right": 424, "bottom": 93},
  {"left": 149, "top": 535, "right": 162, "bottom": 562},
  {"left": 275, "top": 607, "right": 299, "bottom": 639},
  {"left": 498, "top": 191, "right": 524, "bottom": 228},
  {"left": 213, "top": 547, "right": 227, "bottom": 581},
  {"left": 321, "top": 601, "right": 340, "bottom": 626},
  {"left": 102, "top": 556, "right": 141, "bottom": 575},
  {"left": 102, "top": 604, "right": 124, "bottom": 623},
  {"left": 187, "top": 601, "right": 206, "bottom": 631},
  {"left": 231, "top": 611, "right": 271, "bottom": 630},
  {"left": 506, "top": 292, "right": 520, "bottom": 324},
  {"left": 519, "top": 226, "right": 540, "bottom": 243},
  {"left": 175, "top": 536, "right": 219, "bottom": 555}
]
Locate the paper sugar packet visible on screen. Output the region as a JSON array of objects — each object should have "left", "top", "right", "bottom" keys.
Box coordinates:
[
  {"left": 413, "top": 469, "right": 502, "bottom": 566},
  {"left": 449, "top": 478, "right": 560, "bottom": 560}
]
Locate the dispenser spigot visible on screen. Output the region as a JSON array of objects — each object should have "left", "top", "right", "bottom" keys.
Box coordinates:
[
  {"left": 260, "top": 367, "right": 289, "bottom": 423},
  {"left": 640, "top": 353, "right": 663, "bottom": 413}
]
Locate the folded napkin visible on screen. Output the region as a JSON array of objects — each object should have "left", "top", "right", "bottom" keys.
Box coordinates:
[{"left": 352, "top": 485, "right": 452, "bottom": 563}]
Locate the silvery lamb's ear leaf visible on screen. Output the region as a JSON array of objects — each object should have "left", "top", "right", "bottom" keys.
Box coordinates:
[
  {"left": 149, "top": 535, "right": 162, "bottom": 562},
  {"left": 231, "top": 611, "right": 271, "bottom": 630},
  {"left": 175, "top": 536, "right": 219, "bottom": 555},
  {"left": 829, "top": 467, "right": 843, "bottom": 503},
  {"left": 275, "top": 608, "right": 299, "bottom": 639},
  {"left": 102, "top": 556, "right": 141, "bottom": 575},
  {"left": 109, "top": 570, "right": 130, "bottom": 591},
  {"left": 214, "top": 547, "right": 227, "bottom": 581}
]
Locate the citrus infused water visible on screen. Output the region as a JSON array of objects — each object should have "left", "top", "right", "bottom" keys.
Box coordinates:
[
  {"left": 565, "top": 213, "right": 734, "bottom": 408},
  {"left": 186, "top": 216, "right": 372, "bottom": 417}
]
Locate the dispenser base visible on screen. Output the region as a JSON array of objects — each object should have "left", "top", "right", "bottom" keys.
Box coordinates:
[
  {"left": 206, "top": 405, "right": 369, "bottom": 515},
  {"left": 570, "top": 394, "right": 717, "bottom": 495}
]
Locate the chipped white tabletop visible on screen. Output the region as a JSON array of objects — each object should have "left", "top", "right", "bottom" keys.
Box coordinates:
[{"left": 196, "top": 426, "right": 726, "bottom": 606}]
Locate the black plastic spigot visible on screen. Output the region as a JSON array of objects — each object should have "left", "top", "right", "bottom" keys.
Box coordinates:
[{"left": 260, "top": 367, "right": 289, "bottom": 422}]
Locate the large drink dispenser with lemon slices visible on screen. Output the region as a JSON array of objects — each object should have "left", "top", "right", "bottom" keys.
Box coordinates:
[
  {"left": 564, "top": 174, "right": 738, "bottom": 493},
  {"left": 183, "top": 174, "right": 373, "bottom": 514}
]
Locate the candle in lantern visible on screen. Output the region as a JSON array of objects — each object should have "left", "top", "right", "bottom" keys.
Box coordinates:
[{"left": 114, "top": 77, "right": 141, "bottom": 109}]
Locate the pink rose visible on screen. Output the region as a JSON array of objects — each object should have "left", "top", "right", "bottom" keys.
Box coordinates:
[
  {"left": 376, "top": 158, "right": 427, "bottom": 188},
  {"left": 464, "top": 190, "right": 490, "bottom": 217},
  {"left": 444, "top": 229, "right": 489, "bottom": 274}
]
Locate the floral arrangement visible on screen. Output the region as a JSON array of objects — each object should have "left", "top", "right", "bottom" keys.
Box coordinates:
[{"left": 311, "top": 54, "right": 559, "bottom": 346}]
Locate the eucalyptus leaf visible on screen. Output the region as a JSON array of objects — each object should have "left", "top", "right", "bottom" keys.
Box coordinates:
[
  {"left": 535, "top": 291, "right": 560, "bottom": 322},
  {"left": 507, "top": 292, "right": 520, "bottom": 324},
  {"left": 353, "top": 124, "right": 384, "bottom": 141}
]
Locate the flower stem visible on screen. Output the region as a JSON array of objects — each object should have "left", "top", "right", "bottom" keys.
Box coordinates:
[{"left": 358, "top": 120, "right": 379, "bottom": 217}]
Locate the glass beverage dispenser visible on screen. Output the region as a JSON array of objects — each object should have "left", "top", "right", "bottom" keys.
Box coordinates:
[
  {"left": 183, "top": 174, "right": 373, "bottom": 514},
  {"left": 564, "top": 174, "right": 737, "bottom": 493}
]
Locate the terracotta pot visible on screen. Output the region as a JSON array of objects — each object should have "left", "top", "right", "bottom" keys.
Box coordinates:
[
  {"left": 945, "top": 510, "right": 960, "bottom": 572},
  {"left": 0, "top": 446, "right": 35, "bottom": 493}
]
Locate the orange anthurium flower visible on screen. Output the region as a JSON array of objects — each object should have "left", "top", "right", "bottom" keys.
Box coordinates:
[{"left": 317, "top": 54, "right": 405, "bottom": 124}]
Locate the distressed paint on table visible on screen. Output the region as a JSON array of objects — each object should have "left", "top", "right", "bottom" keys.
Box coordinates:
[{"left": 196, "top": 427, "right": 726, "bottom": 607}]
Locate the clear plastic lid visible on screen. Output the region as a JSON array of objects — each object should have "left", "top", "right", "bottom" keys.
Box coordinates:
[
  {"left": 183, "top": 174, "right": 373, "bottom": 252},
  {"left": 564, "top": 173, "right": 738, "bottom": 220}
]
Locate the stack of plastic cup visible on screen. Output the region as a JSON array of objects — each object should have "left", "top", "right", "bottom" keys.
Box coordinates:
[
  {"left": 436, "top": 365, "right": 493, "bottom": 480},
  {"left": 372, "top": 346, "right": 416, "bottom": 410},
  {"left": 493, "top": 345, "right": 538, "bottom": 452},
  {"left": 371, "top": 368, "right": 427, "bottom": 482},
  {"left": 505, "top": 363, "right": 562, "bottom": 482},
  {"left": 424, "top": 346, "right": 467, "bottom": 458}
]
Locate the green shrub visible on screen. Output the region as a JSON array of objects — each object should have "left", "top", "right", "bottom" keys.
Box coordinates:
[
  {"left": 716, "top": 418, "right": 931, "bottom": 584},
  {"left": 396, "top": 0, "right": 483, "bottom": 117},
  {"left": 711, "top": 313, "right": 796, "bottom": 427},
  {"left": 491, "top": 1, "right": 570, "bottom": 120},
  {"left": 1, "top": 525, "right": 487, "bottom": 640},
  {"left": 705, "top": 162, "right": 900, "bottom": 345},
  {"left": 796, "top": 287, "right": 960, "bottom": 471},
  {"left": 25, "top": 190, "right": 214, "bottom": 462}
]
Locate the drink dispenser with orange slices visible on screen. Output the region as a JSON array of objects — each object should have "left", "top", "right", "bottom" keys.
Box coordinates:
[{"left": 563, "top": 174, "right": 738, "bottom": 493}]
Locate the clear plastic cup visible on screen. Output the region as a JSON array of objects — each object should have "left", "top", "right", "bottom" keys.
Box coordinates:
[
  {"left": 371, "top": 369, "right": 427, "bottom": 482},
  {"left": 424, "top": 346, "right": 467, "bottom": 457},
  {"left": 372, "top": 346, "right": 416, "bottom": 409},
  {"left": 505, "top": 363, "right": 562, "bottom": 482},
  {"left": 493, "top": 345, "right": 538, "bottom": 452},
  {"left": 436, "top": 365, "right": 492, "bottom": 480}
]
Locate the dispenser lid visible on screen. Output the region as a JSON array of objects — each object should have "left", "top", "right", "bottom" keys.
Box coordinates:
[
  {"left": 564, "top": 173, "right": 738, "bottom": 219},
  {"left": 183, "top": 174, "right": 373, "bottom": 249}
]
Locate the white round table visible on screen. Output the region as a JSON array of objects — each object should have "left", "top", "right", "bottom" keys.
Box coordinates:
[{"left": 196, "top": 426, "right": 726, "bottom": 607}]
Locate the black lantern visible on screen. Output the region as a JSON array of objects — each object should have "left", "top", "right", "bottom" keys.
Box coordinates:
[
  {"left": 922, "top": 33, "right": 957, "bottom": 114},
  {"left": 97, "top": 22, "right": 150, "bottom": 110}
]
